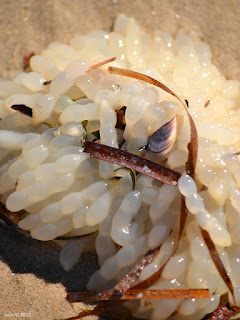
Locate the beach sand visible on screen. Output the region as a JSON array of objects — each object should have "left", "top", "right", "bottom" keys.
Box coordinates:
[{"left": 0, "top": 1, "right": 240, "bottom": 319}]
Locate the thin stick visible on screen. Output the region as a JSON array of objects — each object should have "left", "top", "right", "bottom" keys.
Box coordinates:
[
  {"left": 87, "top": 57, "right": 116, "bottom": 72},
  {"left": 114, "top": 247, "right": 160, "bottom": 293},
  {"left": 67, "top": 288, "right": 210, "bottom": 303},
  {"left": 84, "top": 141, "right": 180, "bottom": 186},
  {"left": 200, "top": 228, "right": 234, "bottom": 299},
  {"left": 203, "top": 303, "right": 240, "bottom": 320}
]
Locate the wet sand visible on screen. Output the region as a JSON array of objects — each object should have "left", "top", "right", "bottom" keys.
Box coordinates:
[{"left": 0, "top": 1, "right": 240, "bottom": 319}]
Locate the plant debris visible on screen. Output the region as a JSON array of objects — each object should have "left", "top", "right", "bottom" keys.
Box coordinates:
[
  {"left": 67, "top": 288, "right": 210, "bottom": 303},
  {"left": 81, "top": 120, "right": 88, "bottom": 128},
  {"left": 11, "top": 104, "right": 33, "bottom": 117},
  {"left": 114, "top": 167, "right": 136, "bottom": 190},
  {"left": 115, "top": 106, "right": 126, "bottom": 131},
  {"left": 204, "top": 99, "right": 211, "bottom": 108},
  {"left": 23, "top": 51, "right": 35, "bottom": 70},
  {"left": 114, "top": 246, "right": 160, "bottom": 293},
  {"left": 84, "top": 141, "right": 180, "bottom": 186},
  {"left": 87, "top": 56, "right": 116, "bottom": 72},
  {"left": 42, "top": 80, "right": 52, "bottom": 85},
  {"left": 90, "top": 130, "right": 100, "bottom": 141},
  {"left": 202, "top": 303, "right": 240, "bottom": 320},
  {"left": 42, "top": 57, "right": 116, "bottom": 87},
  {"left": 200, "top": 228, "right": 234, "bottom": 299}
]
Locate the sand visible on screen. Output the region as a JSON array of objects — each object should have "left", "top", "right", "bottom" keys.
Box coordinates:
[{"left": 0, "top": 1, "right": 240, "bottom": 319}]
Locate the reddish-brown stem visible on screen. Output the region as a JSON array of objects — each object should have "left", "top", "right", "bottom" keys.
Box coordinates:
[
  {"left": 200, "top": 228, "right": 234, "bottom": 299},
  {"left": 87, "top": 57, "right": 116, "bottom": 72},
  {"left": 203, "top": 303, "right": 240, "bottom": 320},
  {"left": 84, "top": 141, "right": 180, "bottom": 186},
  {"left": 114, "top": 247, "right": 160, "bottom": 293},
  {"left": 67, "top": 288, "right": 210, "bottom": 303}
]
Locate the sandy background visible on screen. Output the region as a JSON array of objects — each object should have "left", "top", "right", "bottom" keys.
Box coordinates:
[{"left": 0, "top": 0, "right": 240, "bottom": 319}]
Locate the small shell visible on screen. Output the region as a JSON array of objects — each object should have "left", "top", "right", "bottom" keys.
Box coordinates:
[{"left": 141, "top": 116, "right": 177, "bottom": 155}]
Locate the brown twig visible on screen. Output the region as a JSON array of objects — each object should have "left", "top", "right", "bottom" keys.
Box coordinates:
[
  {"left": 87, "top": 57, "right": 116, "bottom": 72},
  {"left": 23, "top": 52, "right": 35, "bottom": 70},
  {"left": 43, "top": 80, "right": 52, "bottom": 85},
  {"left": 204, "top": 100, "right": 211, "bottom": 108},
  {"left": 84, "top": 141, "right": 180, "bottom": 186},
  {"left": 67, "top": 288, "right": 210, "bottom": 303},
  {"left": 203, "top": 303, "right": 240, "bottom": 320},
  {"left": 114, "top": 247, "right": 160, "bottom": 293},
  {"left": 200, "top": 228, "right": 234, "bottom": 299}
]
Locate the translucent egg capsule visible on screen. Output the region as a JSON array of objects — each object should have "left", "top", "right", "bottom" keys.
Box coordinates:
[{"left": 178, "top": 172, "right": 197, "bottom": 197}]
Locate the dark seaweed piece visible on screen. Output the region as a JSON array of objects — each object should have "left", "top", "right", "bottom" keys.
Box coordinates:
[
  {"left": 115, "top": 247, "right": 160, "bottom": 293},
  {"left": 81, "top": 120, "right": 88, "bottom": 128},
  {"left": 115, "top": 106, "right": 126, "bottom": 131},
  {"left": 11, "top": 104, "right": 33, "bottom": 117},
  {"left": 43, "top": 80, "right": 52, "bottom": 85},
  {"left": 23, "top": 51, "right": 35, "bottom": 69},
  {"left": 204, "top": 100, "right": 211, "bottom": 108},
  {"left": 114, "top": 167, "right": 136, "bottom": 190},
  {"left": 202, "top": 303, "right": 240, "bottom": 320},
  {"left": 200, "top": 228, "right": 234, "bottom": 300},
  {"left": 91, "top": 130, "right": 100, "bottom": 142}
]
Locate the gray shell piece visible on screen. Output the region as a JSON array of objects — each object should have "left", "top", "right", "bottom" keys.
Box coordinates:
[{"left": 147, "top": 118, "right": 175, "bottom": 153}]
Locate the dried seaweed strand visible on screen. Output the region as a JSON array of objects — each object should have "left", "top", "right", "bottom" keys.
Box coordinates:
[
  {"left": 115, "top": 107, "right": 126, "bottom": 130},
  {"left": 42, "top": 57, "right": 116, "bottom": 87},
  {"left": 203, "top": 303, "right": 240, "bottom": 320},
  {"left": 204, "top": 99, "right": 211, "bottom": 108},
  {"left": 133, "top": 199, "right": 187, "bottom": 291},
  {"left": 200, "top": 228, "right": 234, "bottom": 298},
  {"left": 114, "top": 246, "right": 160, "bottom": 293},
  {"left": 65, "top": 288, "right": 208, "bottom": 320},
  {"left": 87, "top": 57, "right": 116, "bottom": 72},
  {"left": 23, "top": 51, "right": 35, "bottom": 70},
  {"left": 84, "top": 141, "right": 180, "bottom": 186},
  {"left": 132, "top": 232, "right": 179, "bottom": 290},
  {"left": 67, "top": 288, "right": 210, "bottom": 303},
  {"left": 43, "top": 80, "right": 52, "bottom": 85},
  {"left": 108, "top": 67, "right": 181, "bottom": 101}
]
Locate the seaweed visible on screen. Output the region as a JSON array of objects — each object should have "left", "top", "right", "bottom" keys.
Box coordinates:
[
  {"left": 23, "top": 51, "right": 35, "bottom": 70},
  {"left": 11, "top": 104, "right": 33, "bottom": 117}
]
